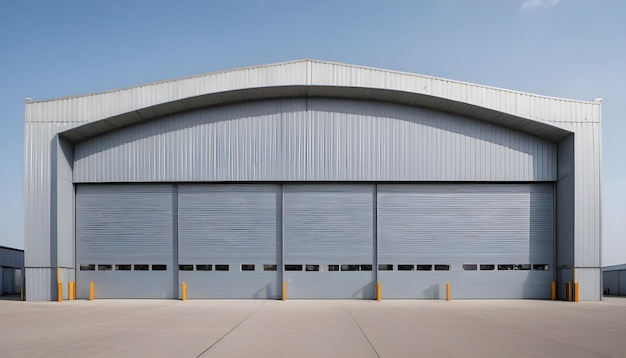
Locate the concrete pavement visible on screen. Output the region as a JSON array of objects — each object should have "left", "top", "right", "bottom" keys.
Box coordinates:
[{"left": 1, "top": 298, "right": 625, "bottom": 357}]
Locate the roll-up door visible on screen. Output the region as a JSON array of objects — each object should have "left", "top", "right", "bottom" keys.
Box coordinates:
[
  {"left": 178, "top": 184, "right": 281, "bottom": 298},
  {"left": 377, "top": 184, "right": 554, "bottom": 299},
  {"left": 283, "top": 184, "right": 375, "bottom": 299},
  {"left": 75, "top": 184, "right": 176, "bottom": 299}
]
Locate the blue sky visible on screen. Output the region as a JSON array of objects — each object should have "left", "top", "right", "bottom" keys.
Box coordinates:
[{"left": 1, "top": 0, "right": 624, "bottom": 264}]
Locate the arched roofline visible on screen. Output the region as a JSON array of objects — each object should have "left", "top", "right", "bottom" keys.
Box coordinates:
[{"left": 60, "top": 84, "right": 572, "bottom": 143}]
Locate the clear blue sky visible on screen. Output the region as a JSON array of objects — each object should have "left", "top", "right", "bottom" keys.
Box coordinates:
[{"left": 1, "top": 0, "right": 624, "bottom": 265}]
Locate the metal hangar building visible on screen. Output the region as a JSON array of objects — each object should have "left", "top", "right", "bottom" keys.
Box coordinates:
[{"left": 24, "top": 60, "right": 602, "bottom": 301}]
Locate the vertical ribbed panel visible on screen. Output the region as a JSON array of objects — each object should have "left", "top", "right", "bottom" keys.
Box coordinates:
[
  {"left": 283, "top": 184, "right": 375, "bottom": 299},
  {"left": 73, "top": 98, "right": 557, "bottom": 183},
  {"left": 75, "top": 184, "right": 176, "bottom": 299},
  {"left": 576, "top": 268, "right": 601, "bottom": 301},
  {"left": 377, "top": 183, "right": 554, "bottom": 299},
  {"left": 574, "top": 122, "right": 602, "bottom": 267},
  {"left": 177, "top": 184, "right": 281, "bottom": 298},
  {"left": 24, "top": 268, "right": 53, "bottom": 301}
]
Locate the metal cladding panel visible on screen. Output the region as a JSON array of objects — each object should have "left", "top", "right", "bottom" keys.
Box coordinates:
[
  {"left": 75, "top": 184, "right": 176, "bottom": 299},
  {"left": 177, "top": 184, "right": 281, "bottom": 299},
  {"left": 576, "top": 268, "right": 602, "bottom": 301},
  {"left": 573, "top": 122, "right": 602, "bottom": 268},
  {"left": 283, "top": 184, "right": 375, "bottom": 299},
  {"left": 621, "top": 271, "right": 626, "bottom": 296},
  {"left": 24, "top": 268, "right": 53, "bottom": 301},
  {"left": 377, "top": 184, "right": 554, "bottom": 299},
  {"left": 73, "top": 98, "right": 556, "bottom": 183}
]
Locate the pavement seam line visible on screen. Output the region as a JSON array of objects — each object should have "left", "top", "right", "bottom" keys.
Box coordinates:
[
  {"left": 195, "top": 302, "right": 265, "bottom": 358},
  {"left": 344, "top": 303, "right": 382, "bottom": 358}
]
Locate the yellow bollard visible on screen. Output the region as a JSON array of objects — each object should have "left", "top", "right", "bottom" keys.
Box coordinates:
[
  {"left": 574, "top": 283, "right": 579, "bottom": 302},
  {"left": 181, "top": 282, "right": 187, "bottom": 301},
  {"left": 57, "top": 282, "right": 62, "bottom": 302},
  {"left": 565, "top": 282, "right": 571, "bottom": 301},
  {"left": 282, "top": 281, "right": 286, "bottom": 301},
  {"left": 446, "top": 282, "right": 450, "bottom": 301},
  {"left": 89, "top": 281, "right": 94, "bottom": 301},
  {"left": 376, "top": 282, "right": 381, "bottom": 302},
  {"left": 551, "top": 281, "right": 556, "bottom": 301},
  {"left": 68, "top": 281, "right": 75, "bottom": 301}
]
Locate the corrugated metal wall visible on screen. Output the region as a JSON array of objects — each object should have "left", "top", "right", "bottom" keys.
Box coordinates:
[{"left": 73, "top": 98, "right": 557, "bottom": 183}]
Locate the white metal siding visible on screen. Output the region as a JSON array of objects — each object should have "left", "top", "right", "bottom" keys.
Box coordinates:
[
  {"left": 75, "top": 184, "right": 176, "bottom": 299},
  {"left": 177, "top": 184, "right": 281, "bottom": 298},
  {"left": 377, "top": 184, "right": 554, "bottom": 299},
  {"left": 283, "top": 184, "right": 375, "bottom": 299}
]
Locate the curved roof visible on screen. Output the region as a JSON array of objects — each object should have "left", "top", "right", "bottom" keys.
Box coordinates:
[{"left": 24, "top": 60, "right": 595, "bottom": 142}]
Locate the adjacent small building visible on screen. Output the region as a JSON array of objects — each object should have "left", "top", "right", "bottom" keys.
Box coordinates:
[
  {"left": 23, "top": 60, "right": 602, "bottom": 301},
  {"left": 0, "top": 246, "right": 24, "bottom": 295},
  {"left": 603, "top": 264, "right": 626, "bottom": 296}
]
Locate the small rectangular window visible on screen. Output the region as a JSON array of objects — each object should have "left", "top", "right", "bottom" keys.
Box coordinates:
[
  {"left": 263, "top": 264, "right": 277, "bottom": 271},
  {"left": 134, "top": 264, "right": 149, "bottom": 271},
  {"left": 341, "top": 264, "right": 359, "bottom": 271},
  {"left": 416, "top": 265, "right": 432, "bottom": 271},
  {"left": 498, "top": 264, "right": 514, "bottom": 271},
  {"left": 533, "top": 264, "right": 549, "bottom": 271},
  {"left": 152, "top": 264, "right": 167, "bottom": 271},
  {"left": 80, "top": 264, "right": 95, "bottom": 271},
  {"left": 515, "top": 264, "right": 531, "bottom": 270},
  {"left": 434, "top": 265, "right": 450, "bottom": 271},
  {"left": 215, "top": 264, "right": 229, "bottom": 271},
  {"left": 398, "top": 264, "right": 414, "bottom": 271},
  {"left": 463, "top": 264, "right": 478, "bottom": 271},
  {"left": 360, "top": 264, "right": 373, "bottom": 271},
  {"left": 378, "top": 264, "right": 393, "bottom": 271},
  {"left": 115, "top": 264, "right": 131, "bottom": 271},
  {"left": 241, "top": 264, "right": 255, "bottom": 271},
  {"left": 196, "top": 264, "right": 212, "bottom": 271},
  {"left": 305, "top": 264, "right": 320, "bottom": 271},
  {"left": 480, "top": 264, "right": 495, "bottom": 271},
  {"left": 98, "top": 264, "right": 112, "bottom": 271},
  {"left": 285, "top": 264, "right": 302, "bottom": 271},
  {"left": 328, "top": 265, "right": 340, "bottom": 271},
  {"left": 179, "top": 265, "right": 194, "bottom": 271}
]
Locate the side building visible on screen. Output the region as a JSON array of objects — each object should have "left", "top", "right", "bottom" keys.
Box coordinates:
[
  {"left": 23, "top": 60, "right": 602, "bottom": 301},
  {"left": 603, "top": 264, "right": 626, "bottom": 296},
  {"left": 0, "top": 246, "right": 24, "bottom": 296}
]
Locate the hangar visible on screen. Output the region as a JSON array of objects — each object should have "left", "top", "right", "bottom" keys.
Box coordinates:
[{"left": 24, "top": 60, "right": 602, "bottom": 300}]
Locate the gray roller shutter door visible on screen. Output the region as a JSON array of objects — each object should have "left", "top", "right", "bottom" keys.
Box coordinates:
[
  {"left": 178, "top": 184, "right": 281, "bottom": 298},
  {"left": 377, "top": 183, "right": 554, "bottom": 299},
  {"left": 75, "top": 184, "right": 176, "bottom": 299},
  {"left": 283, "top": 184, "right": 375, "bottom": 299}
]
